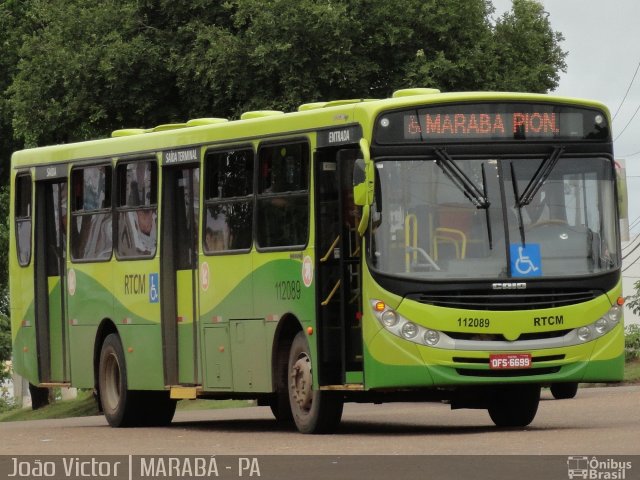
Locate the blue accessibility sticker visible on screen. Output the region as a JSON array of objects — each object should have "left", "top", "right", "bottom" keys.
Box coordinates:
[
  {"left": 510, "top": 244, "right": 542, "bottom": 278},
  {"left": 149, "top": 273, "right": 159, "bottom": 303}
]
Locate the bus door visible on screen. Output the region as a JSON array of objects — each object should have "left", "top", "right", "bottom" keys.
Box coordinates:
[
  {"left": 160, "top": 164, "right": 200, "bottom": 386},
  {"left": 33, "top": 168, "right": 69, "bottom": 383},
  {"left": 315, "top": 147, "right": 362, "bottom": 385}
]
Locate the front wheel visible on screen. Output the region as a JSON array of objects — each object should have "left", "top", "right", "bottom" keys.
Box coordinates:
[
  {"left": 288, "top": 331, "right": 343, "bottom": 434},
  {"left": 551, "top": 382, "right": 578, "bottom": 400},
  {"left": 488, "top": 384, "right": 540, "bottom": 428}
]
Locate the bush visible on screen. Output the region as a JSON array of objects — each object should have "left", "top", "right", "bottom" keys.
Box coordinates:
[{"left": 625, "top": 324, "right": 640, "bottom": 361}]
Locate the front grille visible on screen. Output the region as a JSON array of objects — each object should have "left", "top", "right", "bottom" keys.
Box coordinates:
[
  {"left": 405, "top": 289, "right": 598, "bottom": 310},
  {"left": 444, "top": 330, "right": 572, "bottom": 341},
  {"left": 456, "top": 366, "right": 561, "bottom": 377}
]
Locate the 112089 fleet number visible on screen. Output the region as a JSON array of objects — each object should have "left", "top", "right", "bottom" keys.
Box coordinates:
[{"left": 457, "top": 317, "right": 490, "bottom": 328}]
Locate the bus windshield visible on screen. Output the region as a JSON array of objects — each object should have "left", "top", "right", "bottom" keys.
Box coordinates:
[{"left": 368, "top": 155, "right": 619, "bottom": 279}]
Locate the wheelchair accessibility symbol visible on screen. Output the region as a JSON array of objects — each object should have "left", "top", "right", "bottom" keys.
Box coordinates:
[
  {"left": 510, "top": 244, "right": 542, "bottom": 277},
  {"left": 149, "top": 273, "right": 159, "bottom": 303}
]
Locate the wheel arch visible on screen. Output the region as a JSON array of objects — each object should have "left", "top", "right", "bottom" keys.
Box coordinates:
[
  {"left": 93, "top": 318, "right": 119, "bottom": 391},
  {"left": 270, "top": 313, "right": 303, "bottom": 391}
]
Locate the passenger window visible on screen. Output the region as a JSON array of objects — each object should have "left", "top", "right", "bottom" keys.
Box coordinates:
[
  {"left": 70, "top": 165, "right": 113, "bottom": 261},
  {"left": 256, "top": 142, "right": 309, "bottom": 248},
  {"left": 116, "top": 161, "right": 158, "bottom": 258},
  {"left": 203, "top": 148, "right": 254, "bottom": 253},
  {"left": 15, "top": 174, "right": 33, "bottom": 266}
]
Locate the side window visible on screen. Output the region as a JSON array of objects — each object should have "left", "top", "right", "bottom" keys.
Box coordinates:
[
  {"left": 203, "top": 148, "right": 254, "bottom": 253},
  {"left": 256, "top": 142, "right": 309, "bottom": 248},
  {"left": 15, "top": 174, "right": 32, "bottom": 266},
  {"left": 70, "top": 165, "right": 113, "bottom": 261},
  {"left": 116, "top": 161, "right": 158, "bottom": 258}
]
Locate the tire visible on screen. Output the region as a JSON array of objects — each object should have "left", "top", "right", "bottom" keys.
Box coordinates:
[
  {"left": 551, "top": 382, "right": 578, "bottom": 400},
  {"left": 29, "top": 383, "right": 50, "bottom": 410},
  {"left": 270, "top": 338, "right": 294, "bottom": 424},
  {"left": 138, "top": 391, "right": 177, "bottom": 426},
  {"left": 288, "top": 331, "right": 343, "bottom": 434},
  {"left": 488, "top": 384, "right": 541, "bottom": 428},
  {"left": 98, "top": 334, "right": 176, "bottom": 427},
  {"left": 269, "top": 395, "right": 293, "bottom": 423},
  {"left": 99, "top": 333, "right": 139, "bottom": 427}
]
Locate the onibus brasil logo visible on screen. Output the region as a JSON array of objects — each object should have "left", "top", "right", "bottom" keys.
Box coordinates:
[{"left": 567, "top": 456, "right": 632, "bottom": 479}]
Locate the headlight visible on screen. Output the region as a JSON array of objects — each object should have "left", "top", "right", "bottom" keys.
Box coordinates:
[
  {"left": 401, "top": 322, "right": 418, "bottom": 339},
  {"left": 595, "top": 318, "right": 608, "bottom": 334},
  {"left": 371, "top": 299, "right": 442, "bottom": 347},
  {"left": 607, "top": 306, "right": 622, "bottom": 323},
  {"left": 423, "top": 329, "right": 440, "bottom": 346},
  {"left": 573, "top": 303, "right": 623, "bottom": 343},
  {"left": 577, "top": 327, "right": 591, "bottom": 342},
  {"left": 381, "top": 310, "right": 399, "bottom": 327}
]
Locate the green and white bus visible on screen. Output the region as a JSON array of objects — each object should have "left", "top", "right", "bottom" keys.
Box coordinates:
[{"left": 10, "top": 89, "right": 624, "bottom": 433}]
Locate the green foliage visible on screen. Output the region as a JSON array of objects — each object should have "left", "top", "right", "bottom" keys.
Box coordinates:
[
  {"left": 0, "top": 1, "right": 568, "bottom": 371},
  {"left": 0, "top": 390, "right": 98, "bottom": 422},
  {"left": 0, "top": 312, "right": 10, "bottom": 410},
  {"left": 626, "top": 280, "right": 640, "bottom": 316},
  {"left": 0, "top": 186, "right": 9, "bottom": 313},
  {"left": 625, "top": 324, "right": 640, "bottom": 362},
  {"left": 9, "top": 0, "right": 180, "bottom": 148},
  {"left": 0, "top": 0, "right": 27, "bottom": 184},
  {"left": 0, "top": 186, "right": 10, "bottom": 379},
  {"left": 3, "top": 0, "right": 567, "bottom": 151},
  {"left": 0, "top": 314, "right": 9, "bottom": 366},
  {"left": 489, "top": 0, "right": 566, "bottom": 91}
]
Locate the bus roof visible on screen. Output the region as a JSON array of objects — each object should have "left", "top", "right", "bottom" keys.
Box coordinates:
[{"left": 11, "top": 90, "right": 610, "bottom": 168}]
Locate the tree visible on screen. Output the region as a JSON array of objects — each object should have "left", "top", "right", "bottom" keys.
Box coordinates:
[
  {"left": 0, "top": 0, "right": 29, "bottom": 185},
  {"left": 6, "top": 0, "right": 567, "bottom": 148},
  {"left": 0, "top": 186, "right": 9, "bottom": 388},
  {"left": 9, "top": 0, "right": 181, "bottom": 148},
  {"left": 0, "top": 0, "right": 567, "bottom": 374},
  {"left": 489, "top": 0, "right": 567, "bottom": 92},
  {"left": 627, "top": 281, "right": 640, "bottom": 316}
]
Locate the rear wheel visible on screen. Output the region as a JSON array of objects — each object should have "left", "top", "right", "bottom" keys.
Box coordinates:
[
  {"left": 488, "top": 384, "right": 541, "bottom": 427},
  {"left": 288, "top": 331, "right": 343, "bottom": 434},
  {"left": 138, "top": 391, "right": 177, "bottom": 426},
  {"left": 29, "top": 383, "right": 50, "bottom": 410},
  {"left": 551, "top": 382, "right": 578, "bottom": 400},
  {"left": 99, "top": 333, "right": 137, "bottom": 427},
  {"left": 99, "top": 333, "right": 176, "bottom": 427}
]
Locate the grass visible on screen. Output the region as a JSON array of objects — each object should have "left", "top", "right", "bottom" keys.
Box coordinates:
[
  {"left": 624, "top": 358, "right": 640, "bottom": 383},
  {"left": 0, "top": 390, "right": 99, "bottom": 422},
  {"left": 1, "top": 360, "right": 639, "bottom": 423},
  {"left": 0, "top": 390, "right": 252, "bottom": 423}
]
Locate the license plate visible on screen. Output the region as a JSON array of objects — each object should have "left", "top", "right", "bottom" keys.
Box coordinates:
[{"left": 489, "top": 353, "right": 532, "bottom": 369}]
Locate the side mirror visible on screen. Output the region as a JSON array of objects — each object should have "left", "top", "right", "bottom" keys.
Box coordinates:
[
  {"left": 353, "top": 138, "right": 374, "bottom": 235},
  {"left": 353, "top": 158, "right": 368, "bottom": 206},
  {"left": 352, "top": 138, "right": 374, "bottom": 206}
]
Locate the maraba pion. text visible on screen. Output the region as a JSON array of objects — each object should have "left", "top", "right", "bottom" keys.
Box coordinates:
[{"left": 406, "top": 112, "right": 560, "bottom": 138}]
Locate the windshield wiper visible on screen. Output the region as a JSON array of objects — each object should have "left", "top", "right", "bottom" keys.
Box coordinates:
[
  {"left": 517, "top": 147, "right": 564, "bottom": 207},
  {"left": 433, "top": 149, "right": 489, "bottom": 209},
  {"left": 510, "top": 161, "right": 526, "bottom": 245},
  {"left": 433, "top": 148, "right": 493, "bottom": 250},
  {"left": 511, "top": 147, "right": 564, "bottom": 245}
]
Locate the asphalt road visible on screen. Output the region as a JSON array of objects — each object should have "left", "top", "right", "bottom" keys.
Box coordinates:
[{"left": 1, "top": 386, "right": 639, "bottom": 456}]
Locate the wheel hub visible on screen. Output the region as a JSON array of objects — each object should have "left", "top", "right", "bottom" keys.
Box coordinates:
[
  {"left": 103, "top": 352, "right": 121, "bottom": 411},
  {"left": 290, "top": 353, "right": 313, "bottom": 412}
]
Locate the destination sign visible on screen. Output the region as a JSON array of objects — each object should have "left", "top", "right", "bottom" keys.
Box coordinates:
[
  {"left": 375, "top": 103, "right": 609, "bottom": 144},
  {"left": 35, "top": 164, "right": 67, "bottom": 180},
  {"left": 162, "top": 147, "right": 200, "bottom": 165},
  {"left": 317, "top": 125, "right": 362, "bottom": 148}
]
